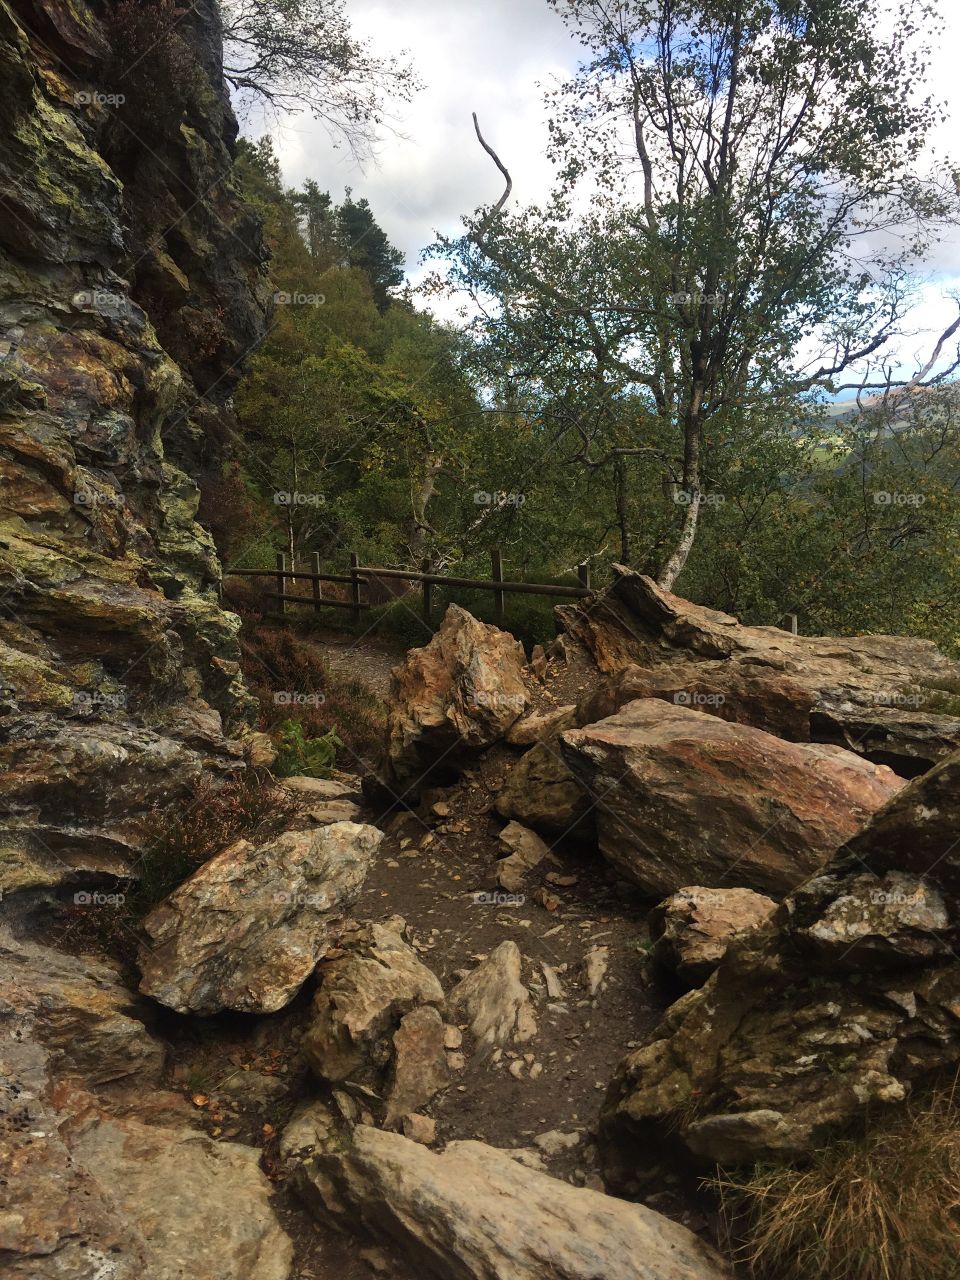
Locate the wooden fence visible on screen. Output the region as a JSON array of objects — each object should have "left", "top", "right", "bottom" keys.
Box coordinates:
[{"left": 224, "top": 549, "right": 593, "bottom": 625}]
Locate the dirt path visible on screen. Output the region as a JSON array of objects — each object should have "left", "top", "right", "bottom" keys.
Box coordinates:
[{"left": 156, "top": 631, "right": 711, "bottom": 1275}]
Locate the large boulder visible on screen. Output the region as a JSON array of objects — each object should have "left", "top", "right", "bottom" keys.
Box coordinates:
[
  {"left": 562, "top": 699, "right": 903, "bottom": 898},
  {"left": 282, "top": 1110, "right": 731, "bottom": 1280},
  {"left": 0, "top": 928, "right": 292, "bottom": 1280},
  {"left": 302, "top": 916, "right": 448, "bottom": 1126},
  {"left": 385, "top": 604, "right": 529, "bottom": 792},
  {"left": 557, "top": 567, "right": 960, "bottom": 776},
  {"left": 649, "top": 887, "right": 777, "bottom": 987},
  {"left": 139, "top": 821, "right": 383, "bottom": 1014},
  {"left": 601, "top": 750, "right": 960, "bottom": 1169}
]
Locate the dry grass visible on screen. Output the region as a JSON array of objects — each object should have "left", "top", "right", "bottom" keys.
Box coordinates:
[{"left": 714, "top": 1082, "right": 960, "bottom": 1280}]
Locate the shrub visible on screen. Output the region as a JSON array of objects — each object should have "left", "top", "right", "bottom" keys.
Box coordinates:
[
  {"left": 272, "top": 720, "right": 342, "bottom": 777},
  {"left": 50, "top": 769, "right": 298, "bottom": 968},
  {"left": 239, "top": 620, "right": 386, "bottom": 765},
  {"left": 714, "top": 1081, "right": 960, "bottom": 1280}
]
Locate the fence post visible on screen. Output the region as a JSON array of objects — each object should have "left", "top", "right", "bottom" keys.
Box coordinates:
[
  {"left": 275, "top": 553, "right": 287, "bottom": 616},
  {"left": 349, "top": 552, "right": 362, "bottom": 624},
  {"left": 491, "top": 547, "right": 505, "bottom": 624},
  {"left": 311, "top": 551, "right": 322, "bottom": 614},
  {"left": 577, "top": 560, "right": 591, "bottom": 592},
  {"left": 422, "top": 558, "right": 433, "bottom": 623}
]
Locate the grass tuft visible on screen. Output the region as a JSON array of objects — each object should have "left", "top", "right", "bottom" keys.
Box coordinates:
[{"left": 713, "top": 1080, "right": 960, "bottom": 1280}]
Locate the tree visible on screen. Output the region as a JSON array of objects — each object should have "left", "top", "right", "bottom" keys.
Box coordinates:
[
  {"left": 437, "top": 0, "right": 960, "bottom": 589},
  {"left": 219, "top": 0, "right": 420, "bottom": 155},
  {"left": 338, "top": 192, "right": 406, "bottom": 310}
]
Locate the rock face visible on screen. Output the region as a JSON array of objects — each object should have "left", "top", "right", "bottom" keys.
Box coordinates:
[
  {"left": 601, "top": 750, "right": 960, "bottom": 1168},
  {"left": 0, "top": 927, "right": 292, "bottom": 1279},
  {"left": 447, "top": 940, "right": 538, "bottom": 1050},
  {"left": 0, "top": 0, "right": 269, "bottom": 893},
  {"left": 139, "top": 822, "right": 383, "bottom": 1014},
  {"left": 562, "top": 699, "right": 904, "bottom": 897},
  {"left": 303, "top": 916, "right": 448, "bottom": 1126},
  {"left": 557, "top": 567, "right": 960, "bottom": 776},
  {"left": 385, "top": 604, "right": 529, "bottom": 791},
  {"left": 284, "top": 1114, "right": 731, "bottom": 1280},
  {"left": 649, "top": 887, "right": 777, "bottom": 987}
]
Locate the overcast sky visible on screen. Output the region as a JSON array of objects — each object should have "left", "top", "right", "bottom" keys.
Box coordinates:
[{"left": 248, "top": 0, "right": 960, "bottom": 375}]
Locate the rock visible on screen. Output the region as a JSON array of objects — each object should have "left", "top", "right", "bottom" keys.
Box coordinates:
[
  {"left": 240, "top": 730, "right": 278, "bottom": 769},
  {"left": 283, "top": 775, "right": 361, "bottom": 802},
  {"left": 139, "top": 822, "right": 382, "bottom": 1014},
  {"left": 66, "top": 1112, "right": 294, "bottom": 1280},
  {"left": 541, "top": 962, "right": 565, "bottom": 999},
  {"left": 0, "top": 929, "right": 291, "bottom": 1280},
  {"left": 387, "top": 1005, "right": 449, "bottom": 1126},
  {"left": 497, "top": 820, "right": 553, "bottom": 891},
  {"left": 447, "top": 940, "right": 537, "bottom": 1050},
  {"left": 601, "top": 751, "right": 960, "bottom": 1168},
  {"left": 583, "top": 945, "right": 610, "bottom": 998},
  {"left": 649, "top": 887, "right": 777, "bottom": 986},
  {"left": 0, "top": 926, "right": 164, "bottom": 1090},
  {"left": 303, "top": 917, "right": 447, "bottom": 1125},
  {"left": 307, "top": 799, "right": 363, "bottom": 825},
  {"left": 496, "top": 708, "right": 593, "bottom": 838},
  {"left": 385, "top": 604, "right": 529, "bottom": 791},
  {"left": 402, "top": 1113, "right": 438, "bottom": 1145},
  {"left": 838, "top": 747, "right": 960, "bottom": 897},
  {"left": 556, "top": 567, "right": 960, "bottom": 776},
  {"left": 287, "top": 1121, "right": 731, "bottom": 1280},
  {"left": 534, "top": 1129, "right": 582, "bottom": 1156},
  {"left": 562, "top": 700, "right": 904, "bottom": 897},
  {"left": 443, "top": 1024, "right": 463, "bottom": 1050},
  {"left": 506, "top": 704, "right": 577, "bottom": 747},
  {"left": 218, "top": 1070, "right": 289, "bottom": 1109}
]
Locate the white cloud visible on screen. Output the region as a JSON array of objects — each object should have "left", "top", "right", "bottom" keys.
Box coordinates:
[{"left": 244, "top": 0, "right": 960, "bottom": 366}]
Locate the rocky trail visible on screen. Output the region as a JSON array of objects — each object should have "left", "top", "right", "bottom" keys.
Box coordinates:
[{"left": 8, "top": 568, "right": 960, "bottom": 1279}]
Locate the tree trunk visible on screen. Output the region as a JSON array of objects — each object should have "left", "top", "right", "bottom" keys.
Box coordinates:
[
  {"left": 656, "top": 389, "right": 703, "bottom": 590},
  {"left": 614, "top": 456, "right": 631, "bottom": 564}
]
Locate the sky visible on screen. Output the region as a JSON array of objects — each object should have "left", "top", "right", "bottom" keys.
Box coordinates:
[{"left": 247, "top": 0, "right": 960, "bottom": 381}]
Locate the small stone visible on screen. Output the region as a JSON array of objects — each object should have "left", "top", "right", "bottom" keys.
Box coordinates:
[{"left": 401, "top": 1113, "right": 437, "bottom": 1145}]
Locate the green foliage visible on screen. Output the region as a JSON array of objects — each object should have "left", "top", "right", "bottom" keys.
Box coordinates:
[{"left": 272, "top": 720, "right": 343, "bottom": 778}]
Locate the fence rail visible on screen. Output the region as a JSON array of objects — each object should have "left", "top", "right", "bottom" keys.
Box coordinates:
[{"left": 224, "top": 548, "right": 593, "bottom": 626}]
